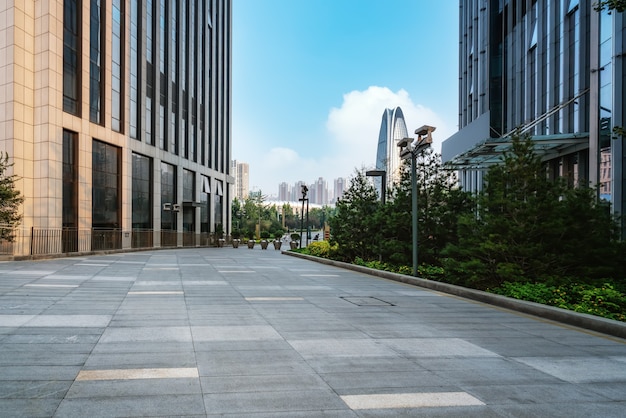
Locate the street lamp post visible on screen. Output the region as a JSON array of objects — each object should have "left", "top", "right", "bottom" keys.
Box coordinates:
[
  {"left": 398, "top": 125, "right": 435, "bottom": 277},
  {"left": 365, "top": 169, "right": 387, "bottom": 204},
  {"left": 299, "top": 185, "right": 309, "bottom": 249}
]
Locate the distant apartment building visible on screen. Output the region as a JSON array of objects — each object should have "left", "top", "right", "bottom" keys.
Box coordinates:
[
  {"left": 0, "top": 0, "right": 233, "bottom": 256},
  {"left": 311, "top": 177, "right": 329, "bottom": 205},
  {"left": 442, "top": 0, "right": 626, "bottom": 235},
  {"left": 278, "top": 182, "right": 291, "bottom": 201},
  {"left": 374, "top": 107, "right": 409, "bottom": 194},
  {"left": 333, "top": 177, "right": 347, "bottom": 203},
  {"left": 232, "top": 160, "right": 249, "bottom": 200}
]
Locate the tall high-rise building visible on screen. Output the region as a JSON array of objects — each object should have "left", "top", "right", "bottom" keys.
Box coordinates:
[
  {"left": 333, "top": 177, "right": 347, "bottom": 203},
  {"left": 312, "top": 177, "right": 329, "bottom": 205},
  {"left": 442, "top": 1, "right": 626, "bottom": 236},
  {"left": 0, "top": 0, "right": 232, "bottom": 255},
  {"left": 292, "top": 180, "right": 306, "bottom": 202},
  {"left": 278, "top": 182, "right": 291, "bottom": 201},
  {"left": 375, "top": 107, "right": 409, "bottom": 194},
  {"left": 232, "top": 160, "right": 249, "bottom": 200}
]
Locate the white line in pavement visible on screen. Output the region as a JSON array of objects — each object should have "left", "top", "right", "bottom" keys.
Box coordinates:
[
  {"left": 24, "top": 284, "right": 78, "bottom": 288},
  {"left": 128, "top": 291, "right": 184, "bottom": 295},
  {"left": 341, "top": 392, "right": 485, "bottom": 410},
  {"left": 76, "top": 368, "right": 199, "bottom": 381},
  {"left": 300, "top": 274, "right": 340, "bottom": 277}
]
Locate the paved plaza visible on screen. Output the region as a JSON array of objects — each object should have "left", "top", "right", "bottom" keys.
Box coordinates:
[{"left": 0, "top": 246, "right": 625, "bottom": 417}]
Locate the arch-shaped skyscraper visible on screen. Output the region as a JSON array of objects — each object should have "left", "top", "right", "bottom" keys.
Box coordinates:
[{"left": 375, "top": 107, "right": 409, "bottom": 193}]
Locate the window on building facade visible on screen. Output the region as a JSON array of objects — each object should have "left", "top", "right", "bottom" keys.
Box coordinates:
[
  {"left": 63, "top": 130, "right": 79, "bottom": 253},
  {"left": 170, "top": 0, "right": 179, "bottom": 155},
  {"left": 160, "top": 162, "right": 176, "bottom": 230},
  {"left": 112, "top": 0, "right": 124, "bottom": 132},
  {"left": 92, "top": 140, "right": 121, "bottom": 229},
  {"left": 159, "top": 0, "right": 168, "bottom": 150},
  {"left": 200, "top": 176, "right": 210, "bottom": 233},
  {"left": 214, "top": 180, "right": 223, "bottom": 231},
  {"left": 146, "top": 0, "right": 155, "bottom": 145},
  {"left": 63, "top": 0, "right": 81, "bottom": 115},
  {"left": 132, "top": 153, "right": 152, "bottom": 229},
  {"left": 90, "top": 0, "right": 104, "bottom": 124},
  {"left": 182, "top": 170, "right": 195, "bottom": 232},
  {"left": 130, "top": 0, "right": 140, "bottom": 138}
]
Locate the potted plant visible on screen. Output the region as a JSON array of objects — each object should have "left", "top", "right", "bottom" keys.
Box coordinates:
[
  {"left": 246, "top": 235, "right": 255, "bottom": 249},
  {"left": 289, "top": 233, "right": 300, "bottom": 250},
  {"left": 231, "top": 230, "right": 241, "bottom": 248},
  {"left": 260, "top": 231, "right": 270, "bottom": 249},
  {"left": 273, "top": 232, "right": 283, "bottom": 250}
]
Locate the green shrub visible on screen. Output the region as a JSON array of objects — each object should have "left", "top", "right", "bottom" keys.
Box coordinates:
[
  {"left": 260, "top": 231, "right": 271, "bottom": 239},
  {"left": 490, "top": 281, "right": 626, "bottom": 322}
]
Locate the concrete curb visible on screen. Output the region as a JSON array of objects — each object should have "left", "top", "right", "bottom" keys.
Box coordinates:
[{"left": 282, "top": 250, "right": 626, "bottom": 340}]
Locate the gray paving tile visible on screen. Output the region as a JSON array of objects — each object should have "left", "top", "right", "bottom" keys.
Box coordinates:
[
  {"left": 515, "top": 356, "right": 626, "bottom": 383},
  {"left": 65, "top": 378, "right": 201, "bottom": 398},
  {"left": 54, "top": 394, "right": 206, "bottom": 417},
  {"left": 0, "top": 399, "right": 62, "bottom": 418},
  {"left": 202, "top": 390, "right": 349, "bottom": 414}
]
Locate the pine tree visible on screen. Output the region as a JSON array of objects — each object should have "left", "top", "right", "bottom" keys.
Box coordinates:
[{"left": 0, "top": 153, "right": 24, "bottom": 241}]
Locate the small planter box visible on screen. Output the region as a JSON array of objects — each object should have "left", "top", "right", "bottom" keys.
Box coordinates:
[
  {"left": 260, "top": 240, "right": 269, "bottom": 250},
  {"left": 273, "top": 240, "right": 282, "bottom": 250},
  {"left": 247, "top": 240, "right": 255, "bottom": 249},
  {"left": 232, "top": 239, "right": 240, "bottom": 248},
  {"left": 289, "top": 241, "right": 299, "bottom": 250}
]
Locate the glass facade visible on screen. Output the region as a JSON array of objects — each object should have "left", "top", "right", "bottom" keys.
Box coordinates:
[
  {"left": 132, "top": 153, "right": 152, "bottom": 229},
  {"left": 214, "top": 180, "right": 223, "bottom": 230},
  {"left": 111, "top": 0, "right": 124, "bottom": 132},
  {"left": 599, "top": 9, "right": 613, "bottom": 201},
  {"left": 170, "top": 0, "right": 178, "bottom": 154},
  {"left": 92, "top": 140, "right": 120, "bottom": 229},
  {"left": 63, "top": 130, "right": 79, "bottom": 253},
  {"left": 183, "top": 169, "right": 195, "bottom": 232},
  {"left": 146, "top": 0, "right": 154, "bottom": 145},
  {"left": 160, "top": 162, "right": 176, "bottom": 230},
  {"left": 200, "top": 175, "right": 210, "bottom": 233},
  {"left": 159, "top": 0, "right": 167, "bottom": 150},
  {"left": 63, "top": 0, "right": 81, "bottom": 115},
  {"left": 89, "top": 0, "right": 104, "bottom": 124},
  {"left": 130, "top": 0, "right": 140, "bottom": 138}
]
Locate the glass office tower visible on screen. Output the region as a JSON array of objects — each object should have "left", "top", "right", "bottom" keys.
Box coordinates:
[{"left": 442, "top": 0, "right": 626, "bottom": 237}]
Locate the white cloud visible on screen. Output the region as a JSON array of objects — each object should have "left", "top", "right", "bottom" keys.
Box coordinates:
[{"left": 237, "top": 86, "right": 457, "bottom": 196}]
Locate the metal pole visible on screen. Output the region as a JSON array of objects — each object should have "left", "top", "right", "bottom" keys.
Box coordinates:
[
  {"left": 299, "top": 198, "right": 305, "bottom": 248},
  {"left": 411, "top": 153, "right": 418, "bottom": 277},
  {"left": 381, "top": 172, "right": 386, "bottom": 205},
  {"left": 305, "top": 198, "right": 309, "bottom": 247}
]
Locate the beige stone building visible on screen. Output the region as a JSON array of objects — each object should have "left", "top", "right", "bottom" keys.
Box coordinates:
[{"left": 0, "top": 0, "right": 233, "bottom": 256}]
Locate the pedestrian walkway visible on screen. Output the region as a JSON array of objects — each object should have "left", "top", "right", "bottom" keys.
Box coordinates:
[{"left": 0, "top": 246, "right": 625, "bottom": 417}]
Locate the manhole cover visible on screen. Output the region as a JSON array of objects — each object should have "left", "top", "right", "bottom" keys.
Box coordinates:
[{"left": 340, "top": 296, "right": 394, "bottom": 306}]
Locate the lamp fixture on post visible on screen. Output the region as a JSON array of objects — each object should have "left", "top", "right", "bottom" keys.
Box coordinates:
[
  {"left": 365, "top": 169, "right": 387, "bottom": 205},
  {"left": 398, "top": 125, "right": 435, "bottom": 277}
]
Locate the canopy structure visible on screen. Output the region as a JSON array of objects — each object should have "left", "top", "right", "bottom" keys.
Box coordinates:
[{"left": 445, "top": 133, "right": 590, "bottom": 169}]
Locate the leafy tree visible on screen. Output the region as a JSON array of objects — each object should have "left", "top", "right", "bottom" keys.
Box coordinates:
[
  {"left": 0, "top": 153, "right": 24, "bottom": 241},
  {"left": 328, "top": 169, "right": 379, "bottom": 261},
  {"left": 594, "top": 0, "right": 626, "bottom": 13}
]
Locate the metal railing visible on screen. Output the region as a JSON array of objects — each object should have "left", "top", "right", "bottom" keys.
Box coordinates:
[{"left": 0, "top": 226, "right": 226, "bottom": 258}]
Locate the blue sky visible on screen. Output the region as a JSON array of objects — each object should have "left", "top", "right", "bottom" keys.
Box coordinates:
[{"left": 232, "top": 0, "right": 460, "bottom": 196}]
